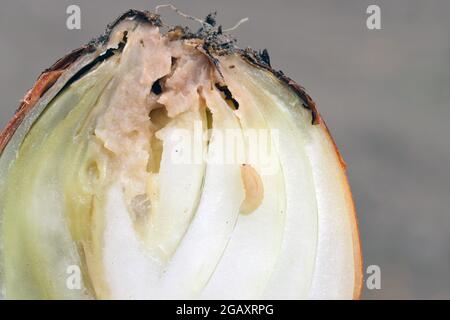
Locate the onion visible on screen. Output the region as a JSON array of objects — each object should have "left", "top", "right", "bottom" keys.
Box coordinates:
[{"left": 0, "top": 10, "right": 362, "bottom": 299}]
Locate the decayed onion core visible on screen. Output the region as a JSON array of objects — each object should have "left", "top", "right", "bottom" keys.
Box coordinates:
[{"left": 0, "top": 12, "right": 362, "bottom": 299}]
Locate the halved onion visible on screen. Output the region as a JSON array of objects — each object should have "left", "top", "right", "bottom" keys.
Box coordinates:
[{"left": 0, "top": 10, "right": 362, "bottom": 299}]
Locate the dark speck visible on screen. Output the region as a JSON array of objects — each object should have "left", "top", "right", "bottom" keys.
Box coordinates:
[
  {"left": 205, "top": 12, "right": 217, "bottom": 27},
  {"left": 151, "top": 79, "right": 163, "bottom": 95},
  {"left": 260, "top": 49, "right": 271, "bottom": 67}
]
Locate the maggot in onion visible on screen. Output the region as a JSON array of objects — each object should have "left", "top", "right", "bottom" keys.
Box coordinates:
[{"left": 0, "top": 10, "right": 362, "bottom": 299}]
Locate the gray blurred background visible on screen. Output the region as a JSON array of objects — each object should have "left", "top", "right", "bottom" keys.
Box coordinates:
[{"left": 1, "top": 0, "right": 449, "bottom": 299}]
